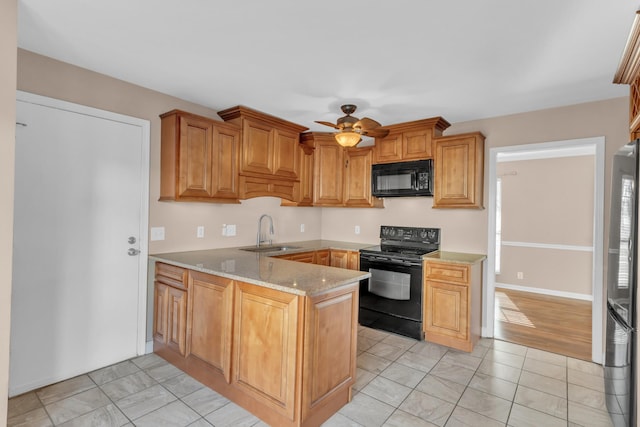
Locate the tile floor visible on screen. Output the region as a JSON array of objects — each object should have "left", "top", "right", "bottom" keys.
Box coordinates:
[{"left": 7, "top": 326, "right": 619, "bottom": 427}]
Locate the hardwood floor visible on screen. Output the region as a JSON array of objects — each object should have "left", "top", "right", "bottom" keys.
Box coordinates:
[{"left": 494, "top": 287, "right": 592, "bottom": 360}]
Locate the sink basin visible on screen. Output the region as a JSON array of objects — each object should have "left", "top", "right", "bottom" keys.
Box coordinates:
[{"left": 240, "top": 245, "right": 301, "bottom": 253}]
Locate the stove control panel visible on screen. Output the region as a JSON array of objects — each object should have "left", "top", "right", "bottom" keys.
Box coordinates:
[{"left": 380, "top": 226, "right": 440, "bottom": 244}]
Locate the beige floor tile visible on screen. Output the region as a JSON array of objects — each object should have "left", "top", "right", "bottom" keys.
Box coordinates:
[
  {"left": 484, "top": 349, "right": 525, "bottom": 369},
  {"left": 322, "top": 411, "right": 364, "bottom": 426},
  {"left": 357, "top": 352, "right": 393, "bottom": 375},
  {"left": 161, "top": 372, "right": 205, "bottom": 398},
  {"left": 430, "top": 361, "right": 475, "bottom": 386},
  {"left": 7, "top": 391, "right": 42, "bottom": 419},
  {"left": 477, "top": 359, "right": 521, "bottom": 383},
  {"left": 354, "top": 367, "right": 377, "bottom": 391},
  {"left": 204, "top": 402, "right": 259, "bottom": 427},
  {"left": 514, "top": 385, "right": 567, "bottom": 419},
  {"left": 492, "top": 339, "right": 528, "bottom": 356},
  {"left": 383, "top": 409, "right": 439, "bottom": 427},
  {"left": 56, "top": 403, "right": 128, "bottom": 427},
  {"left": 359, "top": 328, "right": 391, "bottom": 342},
  {"left": 379, "top": 362, "right": 426, "bottom": 389},
  {"left": 367, "top": 342, "right": 408, "bottom": 361},
  {"left": 133, "top": 400, "right": 201, "bottom": 427},
  {"left": 568, "top": 401, "right": 616, "bottom": 427},
  {"left": 440, "top": 351, "right": 483, "bottom": 371},
  {"left": 188, "top": 419, "right": 215, "bottom": 427},
  {"left": 445, "top": 406, "right": 505, "bottom": 427},
  {"left": 339, "top": 392, "right": 396, "bottom": 427},
  {"left": 457, "top": 387, "right": 511, "bottom": 423},
  {"left": 36, "top": 375, "right": 96, "bottom": 405},
  {"left": 469, "top": 344, "right": 490, "bottom": 359},
  {"left": 7, "top": 407, "right": 53, "bottom": 427},
  {"left": 399, "top": 390, "right": 455, "bottom": 426},
  {"left": 382, "top": 334, "right": 420, "bottom": 351},
  {"left": 408, "top": 341, "right": 449, "bottom": 360},
  {"left": 518, "top": 370, "right": 567, "bottom": 398},
  {"left": 100, "top": 371, "right": 156, "bottom": 401},
  {"left": 415, "top": 375, "right": 466, "bottom": 405},
  {"left": 181, "top": 387, "right": 230, "bottom": 417},
  {"left": 395, "top": 351, "right": 440, "bottom": 373},
  {"left": 468, "top": 372, "right": 517, "bottom": 401},
  {"left": 145, "top": 362, "right": 184, "bottom": 382},
  {"left": 525, "top": 348, "right": 567, "bottom": 367},
  {"left": 568, "top": 368, "right": 606, "bottom": 392},
  {"left": 522, "top": 357, "right": 567, "bottom": 381},
  {"left": 508, "top": 403, "right": 566, "bottom": 427},
  {"left": 361, "top": 376, "right": 413, "bottom": 408},
  {"left": 89, "top": 360, "right": 140, "bottom": 386},
  {"left": 131, "top": 353, "right": 168, "bottom": 370},
  {"left": 45, "top": 387, "right": 112, "bottom": 425},
  {"left": 568, "top": 383, "right": 612, "bottom": 413},
  {"left": 115, "top": 383, "right": 177, "bottom": 420},
  {"left": 567, "top": 357, "right": 604, "bottom": 376},
  {"left": 358, "top": 336, "right": 379, "bottom": 353}
]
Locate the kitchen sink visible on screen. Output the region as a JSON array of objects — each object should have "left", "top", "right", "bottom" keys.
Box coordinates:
[{"left": 239, "top": 245, "right": 301, "bottom": 253}]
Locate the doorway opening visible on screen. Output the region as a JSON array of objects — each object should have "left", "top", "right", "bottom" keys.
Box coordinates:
[{"left": 485, "top": 137, "right": 605, "bottom": 363}]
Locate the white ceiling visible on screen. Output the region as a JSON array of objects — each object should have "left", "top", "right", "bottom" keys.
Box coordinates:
[{"left": 17, "top": 0, "right": 640, "bottom": 131}]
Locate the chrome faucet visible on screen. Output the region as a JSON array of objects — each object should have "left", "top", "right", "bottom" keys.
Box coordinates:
[{"left": 257, "top": 214, "right": 274, "bottom": 247}]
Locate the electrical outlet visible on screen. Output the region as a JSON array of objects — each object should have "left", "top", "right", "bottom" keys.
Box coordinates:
[
  {"left": 300, "top": 224, "right": 305, "bottom": 232},
  {"left": 150, "top": 227, "right": 165, "bottom": 241},
  {"left": 226, "top": 224, "right": 236, "bottom": 236},
  {"left": 517, "top": 272, "right": 524, "bottom": 280},
  {"left": 355, "top": 225, "right": 361, "bottom": 235},
  {"left": 197, "top": 226, "right": 205, "bottom": 238}
]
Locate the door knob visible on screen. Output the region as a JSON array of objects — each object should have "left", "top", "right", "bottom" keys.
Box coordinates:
[
  {"left": 128, "top": 248, "right": 141, "bottom": 256},
  {"left": 128, "top": 236, "right": 137, "bottom": 244}
]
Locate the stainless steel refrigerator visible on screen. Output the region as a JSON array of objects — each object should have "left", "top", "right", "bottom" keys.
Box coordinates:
[{"left": 606, "top": 140, "right": 639, "bottom": 427}]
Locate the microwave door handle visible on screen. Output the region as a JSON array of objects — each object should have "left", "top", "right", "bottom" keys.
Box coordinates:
[{"left": 411, "top": 171, "right": 416, "bottom": 190}]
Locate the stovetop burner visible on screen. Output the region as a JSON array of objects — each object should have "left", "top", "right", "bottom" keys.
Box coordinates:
[{"left": 360, "top": 226, "right": 441, "bottom": 261}]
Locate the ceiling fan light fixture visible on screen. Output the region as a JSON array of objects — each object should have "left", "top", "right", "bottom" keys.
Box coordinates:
[{"left": 334, "top": 131, "right": 361, "bottom": 147}]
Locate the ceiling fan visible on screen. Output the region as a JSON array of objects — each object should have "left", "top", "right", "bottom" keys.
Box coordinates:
[{"left": 315, "top": 104, "right": 389, "bottom": 147}]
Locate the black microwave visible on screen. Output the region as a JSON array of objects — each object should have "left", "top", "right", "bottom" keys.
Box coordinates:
[{"left": 371, "top": 159, "right": 433, "bottom": 197}]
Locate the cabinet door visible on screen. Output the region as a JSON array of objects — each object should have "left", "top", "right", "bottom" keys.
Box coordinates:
[
  {"left": 289, "top": 251, "right": 316, "bottom": 263},
  {"left": 313, "top": 139, "right": 344, "bottom": 205},
  {"left": 330, "top": 250, "right": 349, "bottom": 269},
  {"left": 298, "top": 147, "right": 314, "bottom": 205},
  {"left": 344, "top": 147, "right": 374, "bottom": 207},
  {"left": 178, "top": 115, "right": 214, "bottom": 198},
  {"left": 315, "top": 249, "right": 330, "bottom": 266},
  {"left": 273, "top": 128, "right": 300, "bottom": 179},
  {"left": 233, "top": 282, "right": 300, "bottom": 420},
  {"left": 302, "top": 284, "right": 358, "bottom": 418},
  {"left": 347, "top": 251, "right": 360, "bottom": 270},
  {"left": 166, "top": 286, "right": 188, "bottom": 356},
  {"left": 241, "top": 119, "right": 274, "bottom": 176},
  {"left": 403, "top": 129, "right": 432, "bottom": 160},
  {"left": 153, "top": 282, "right": 169, "bottom": 343},
  {"left": 433, "top": 133, "right": 484, "bottom": 209},
  {"left": 373, "top": 133, "right": 403, "bottom": 164},
  {"left": 188, "top": 271, "right": 234, "bottom": 382},
  {"left": 211, "top": 124, "right": 240, "bottom": 200},
  {"left": 424, "top": 280, "right": 468, "bottom": 341}
]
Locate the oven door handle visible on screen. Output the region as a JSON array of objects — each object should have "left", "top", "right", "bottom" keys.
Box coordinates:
[{"left": 361, "top": 256, "right": 420, "bottom": 267}]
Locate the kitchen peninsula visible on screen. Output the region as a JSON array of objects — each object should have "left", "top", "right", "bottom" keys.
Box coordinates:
[{"left": 150, "top": 240, "right": 371, "bottom": 427}]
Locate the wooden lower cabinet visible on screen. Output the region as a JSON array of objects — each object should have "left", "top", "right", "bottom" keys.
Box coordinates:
[
  {"left": 423, "top": 259, "right": 482, "bottom": 352},
  {"left": 153, "top": 263, "right": 188, "bottom": 356},
  {"left": 187, "top": 271, "right": 234, "bottom": 382},
  {"left": 329, "top": 249, "right": 360, "bottom": 270},
  {"left": 153, "top": 263, "right": 359, "bottom": 427},
  {"left": 315, "top": 249, "right": 330, "bottom": 266}
]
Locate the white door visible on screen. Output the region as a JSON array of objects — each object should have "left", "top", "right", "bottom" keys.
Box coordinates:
[{"left": 10, "top": 92, "right": 150, "bottom": 396}]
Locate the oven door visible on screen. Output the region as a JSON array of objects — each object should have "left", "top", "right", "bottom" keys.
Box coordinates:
[{"left": 359, "top": 254, "right": 422, "bottom": 322}]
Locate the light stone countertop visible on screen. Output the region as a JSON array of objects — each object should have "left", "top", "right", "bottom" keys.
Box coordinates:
[
  {"left": 423, "top": 251, "right": 487, "bottom": 265},
  {"left": 150, "top": 240, "right": 374, "bottom": 297}
]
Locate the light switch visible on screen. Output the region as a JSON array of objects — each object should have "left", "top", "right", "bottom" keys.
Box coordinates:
[
  {"left": 150, "top": 227, "right": 165, "bottom": 241},
  {"left": 355, "top": 225, "right": 361, "bottom": 235},
  {"left": 300, "top": 224, "right": 305, "bottom": 232},
  {"left": 197, "top": 226, "right": 205, "bottom": 238}
]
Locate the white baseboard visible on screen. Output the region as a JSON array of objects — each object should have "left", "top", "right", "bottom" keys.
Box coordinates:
[
  {"left": 495, "top": 282, "right": 593, "bottom": 301},
  {"left": 145, "top": 340, "right": 154, "bottom": 354}
]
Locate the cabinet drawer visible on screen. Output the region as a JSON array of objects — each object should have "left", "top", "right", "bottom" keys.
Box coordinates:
[
  {"left": 156, "top": 262, "right": 187, "bottom": 289},
  {"left": 424, "top": 262, "right": 469, "bottom": 284}
]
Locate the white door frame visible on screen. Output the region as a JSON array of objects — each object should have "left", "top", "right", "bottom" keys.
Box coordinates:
[
  {"left": 16, "top": 90, "right": 151, "bottom": 356},
  {"left": 485, "top": 136, "right": 605, "bottom": 363}
]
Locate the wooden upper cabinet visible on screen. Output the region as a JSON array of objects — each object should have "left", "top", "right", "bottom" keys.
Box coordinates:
[
  {"left": 309, "top": 132, "right": 382, "bottom": 208},
  {"left": 373, "top": 117, "right": 450, "bottom": 164},
  {"left": 613, "top": 10, "right": 640, "bottom": 138},
  {"left": 159, "top": 110, "right": 240, "bottom": 203},
  {"left": 241, "top": 118, "right": 274, "bottom": 176},
  {"left": 433, "top": 132, "right": 485, "bottom": 209}
]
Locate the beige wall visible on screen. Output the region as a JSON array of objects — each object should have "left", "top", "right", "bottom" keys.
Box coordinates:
[
  {"left": 17, "top": 50, "right": 323, "bottom": 255},
  {"left": 323, "top": 98, "right": 627, "bottom": 259},
  {"left": 1, "top": 0, "right": 16, "bottom": 422},
  {"left": 496, "top": 156, "right": 595, "bottom": 295}
]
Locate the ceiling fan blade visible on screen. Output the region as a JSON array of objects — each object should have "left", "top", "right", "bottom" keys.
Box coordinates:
[
  {"left": 361, "top": 128, "right": 390, "bottom": 138},
  {"left": 355, "top": 117, "right": 382, "bottom": 130},
  {"left": 315, "top": 120, "right": 340, "bottom": 129}
]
